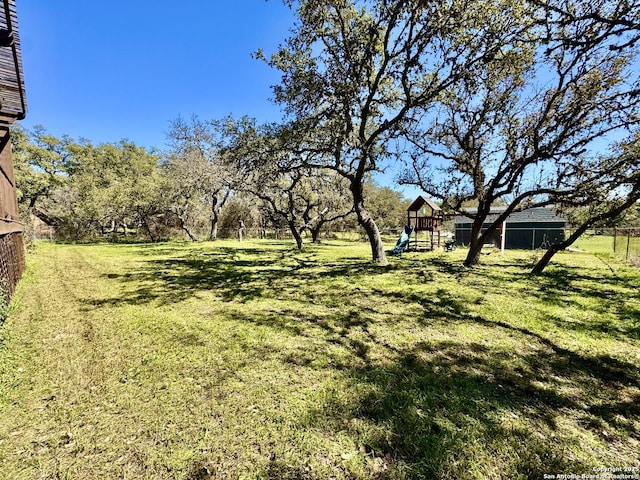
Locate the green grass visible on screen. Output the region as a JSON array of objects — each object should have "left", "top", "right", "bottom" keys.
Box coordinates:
[{"left": 1, "top": 239, "right": 639, "bottom": 479}]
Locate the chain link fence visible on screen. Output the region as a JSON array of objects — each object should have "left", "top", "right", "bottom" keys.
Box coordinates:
[
  {"left": 215, "top": 227, "right": 364, "bottom": 242},
  {"left": 613, "top": 227, "right": 640, "bottom": 266}
]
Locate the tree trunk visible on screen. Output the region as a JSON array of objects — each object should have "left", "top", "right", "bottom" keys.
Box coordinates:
[
  {"left": 463, "top": 202, "right": 495, "bottom": 266},
  {"left": 310, "top": 216, "right": 328, "bottom": 243},
  {"left": 531, "top": 191, "right": 640, "bottom": 274},
  {"left": 143, "top": 217, "right": 156, "bottom": 242},
  {"left": 361, "top": 212, "right": 387, "bottom": 264},
  {"left": 464, "top": 218, "right": 490, "bottom": 266},
  {"left": 531, "top": 224, "right": 590, "bottom": 274},
  {"left": 177, "top": 214, "right": 198, "bottom": 242},
  {"left": 465, "top": 246, "right": 483, "bottom": 266},
  {"left": 210, "top": 215, "right": 219, "bottom": 241},
  {"left": 530, "top": 244, "right": 564, "bottom": 275},
  {"left": 311, "top": 224, "right": 322, "bottom": 243},
  {"left": 209, "top": 196, "right": 219, "bottom": 241},
  {"left": 289, "top": 221, "right": 304, "bottom": 250},
  {"left": 351, "top": 181, "right": 387, "bottom": 265},
  {"left": 238, "top": 220, "right": 246, "bottom": 242},
  {"left": 531, "top": 218, "right": 607, "bottom": 274}
]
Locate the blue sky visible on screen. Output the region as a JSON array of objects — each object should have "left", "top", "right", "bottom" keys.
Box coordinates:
[
  {"left": 17, "top": 1, "right": 295, "bottom": 150},
  {"left": 15, "top": 1, "right": 422, "bottom": 197}
]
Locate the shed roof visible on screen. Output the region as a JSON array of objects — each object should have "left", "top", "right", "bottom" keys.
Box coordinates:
[
  {"left": 455, "top": 206, "right": 566, "bottom": 225},
  {"left": 408, "top": 195, "right": 442, "bottom": 212}
]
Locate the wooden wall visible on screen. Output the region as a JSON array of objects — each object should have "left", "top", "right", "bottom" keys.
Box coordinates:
[
  {"left": 0, "top": 130, "right": 21, "bottom": 235},
  {"left": 0, "top": 0, "right": 26, "bottom": 297},
  {"left": 0, "top": 0, "right": 26, "bottom": 237},
  {"left": 0, "top": 0, "right": 27, "bottom": 123}
]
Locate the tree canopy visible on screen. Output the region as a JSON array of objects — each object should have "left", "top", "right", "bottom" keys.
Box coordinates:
[{"left": 398, "top": 0, "right": 640, "bottom": 266}]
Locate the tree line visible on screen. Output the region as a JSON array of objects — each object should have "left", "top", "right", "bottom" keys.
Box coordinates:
[
  {"left": 14, "top": 0, "right": 640, "bottom": 273},
  {"left": 11, "top": 121, "right": 408, "bottom": 248}
]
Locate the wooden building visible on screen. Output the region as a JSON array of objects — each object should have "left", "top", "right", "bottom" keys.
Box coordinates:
[
  {"left": 406, "top": 196, "right": 443, "bottom": 250},
  {"left": 0, "top": 0, "right": 27, "bottom": 299}
]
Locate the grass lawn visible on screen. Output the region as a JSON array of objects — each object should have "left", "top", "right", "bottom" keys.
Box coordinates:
[{"left": 1, "top": 239, "right": 639, "bottom": 479}]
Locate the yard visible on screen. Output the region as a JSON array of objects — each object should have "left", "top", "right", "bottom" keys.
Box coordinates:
[{"left": 0, "top": 238, "right": 639, "bottom": 479}]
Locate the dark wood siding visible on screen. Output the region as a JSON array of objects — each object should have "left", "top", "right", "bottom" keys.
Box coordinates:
[
  {"left": 0, "top": 0, "right": 25, "bottom": 236},
  {"left": 0, "top": 0, "right": 27, "bottom": 122},
  {"left": 0, "top": 131, "right": 21, "bottom": 235},
  {"left": 0, "top": 0, "right": 26, "bottom": 298}
]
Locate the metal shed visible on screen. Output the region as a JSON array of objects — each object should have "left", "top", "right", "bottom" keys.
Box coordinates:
[{"left": 455, "top": 207, "right": 566, "bottom": 249}]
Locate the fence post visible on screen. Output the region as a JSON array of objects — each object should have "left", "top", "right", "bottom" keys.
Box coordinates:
[
  {"left": 532, "top": 229, "right": 536, "bottom": 250},
  {"left": 614, "top": 227, "right": 617, "bottom": 253},
  {"left": 626, "top": 231, "right": 631, "bottom": 261}
]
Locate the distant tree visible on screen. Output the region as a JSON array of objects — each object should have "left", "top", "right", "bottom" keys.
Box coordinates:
[
  {"left": 226, "top": 117, "right": 356, "bottom": 249},
  {"left": 160, "top": 150, "right": 214, "bottom": 242},
  {"left": 249, "top": 167, "right": 353, "bottom": 249},
  {"left": 217, "top": 193, "right": 264, "bottom": 238},
  {"left": 364, "top": 182, "right": 409, "bottom": 231},
  {"left": 68, "top": 141, "right": 162, "bottom": 237},
  {"left": 16, "top": 136, "right": 162, "bottom": 240},
  {"left": 11, "top": 125, "right": 73, "bottom": 213},
  {"left": 302, "top": 171, "right": 354, "bottom": 243},
  {"left": 401, "top": 0, "right": 640, "bottom": 266},
  {"left": 612, "top": 204, "right": 640, "bottom": 228},
  {"left": 167, "top": 116, "right": 241, "bottom": 240},
  {"left": 253, "top": 169, "right": 312, "bottom": 249}
]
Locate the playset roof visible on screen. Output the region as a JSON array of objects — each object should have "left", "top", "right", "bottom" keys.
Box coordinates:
[{"left": 407, "top": 196, "right": 442, "bottom": 213}]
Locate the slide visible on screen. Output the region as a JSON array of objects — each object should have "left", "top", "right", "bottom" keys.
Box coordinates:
[{"left": 391, "top": 225, "right": 414, "bottom": 255}]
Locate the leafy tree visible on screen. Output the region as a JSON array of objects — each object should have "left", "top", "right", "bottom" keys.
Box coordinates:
[
  {"left": 364, "top": 182, "right": 409, "bottom": 231},
  {"left": 167, "top": 116, "right": 239, "bottom": 240},
  {"left": 225, "top": 118, "right": 354, "bottom": 249},
  {"left": 611, "top": 203, "right": 640, "bottom": 228},
  {"left": 248, "top": 167, "right": 353, "bottom": 249},
  {"left": 67, "top": 141, "right": 162, "bottom": 237},
  {"left": 217, "top": 193, "right": 264, "bottom": 238},
  {"left": 15, "top": 134, "right": 163, "bottom": 240},
  {"left": 12, "top": 125, "right": 73, "bottom": 212},
  {"left": 401, "top": 0, "right": 640, "bottom": 265},
  {"left": 160, "top": 150, "right": 214, "bottom": 242},
  {"left": 261, "top": 0, "right": 525, "bottom": 264},
  {"left": 531, "top": 132, "right": 640, "bottom": 273},
  {"left": 302, "top": 171, "right": 354, "bottom": 243}
]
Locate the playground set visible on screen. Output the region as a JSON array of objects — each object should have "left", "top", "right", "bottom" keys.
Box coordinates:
[{"left": 392, "top": 196, "right": 446, "bottom": 255}]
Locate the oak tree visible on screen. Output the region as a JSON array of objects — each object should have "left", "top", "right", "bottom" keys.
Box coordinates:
[
  {"left": 401, "top": 0, "right": 640, "bottom": 265},
  {"left": 262, "top": 0, "right": 524, "bottom": 263}
]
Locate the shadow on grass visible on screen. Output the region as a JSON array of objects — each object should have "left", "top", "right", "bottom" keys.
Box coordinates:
[
  {"left": 424, "top": 256, "right": 640, "bottom": 341},
  {"left": 295, "top": 322, "right": 639, "bottom": 478},
  {"left": 527, "top": 266, "right": 640, "bottom": 339},
  {"left": 219, "top": 291, "right": 640, "bottom": 478},
  {"left": 92, "top": 245, "right": 401, "bottom": 307},
  {"left": 87, "top": 243, "right": 640, "bottom": 478}
]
